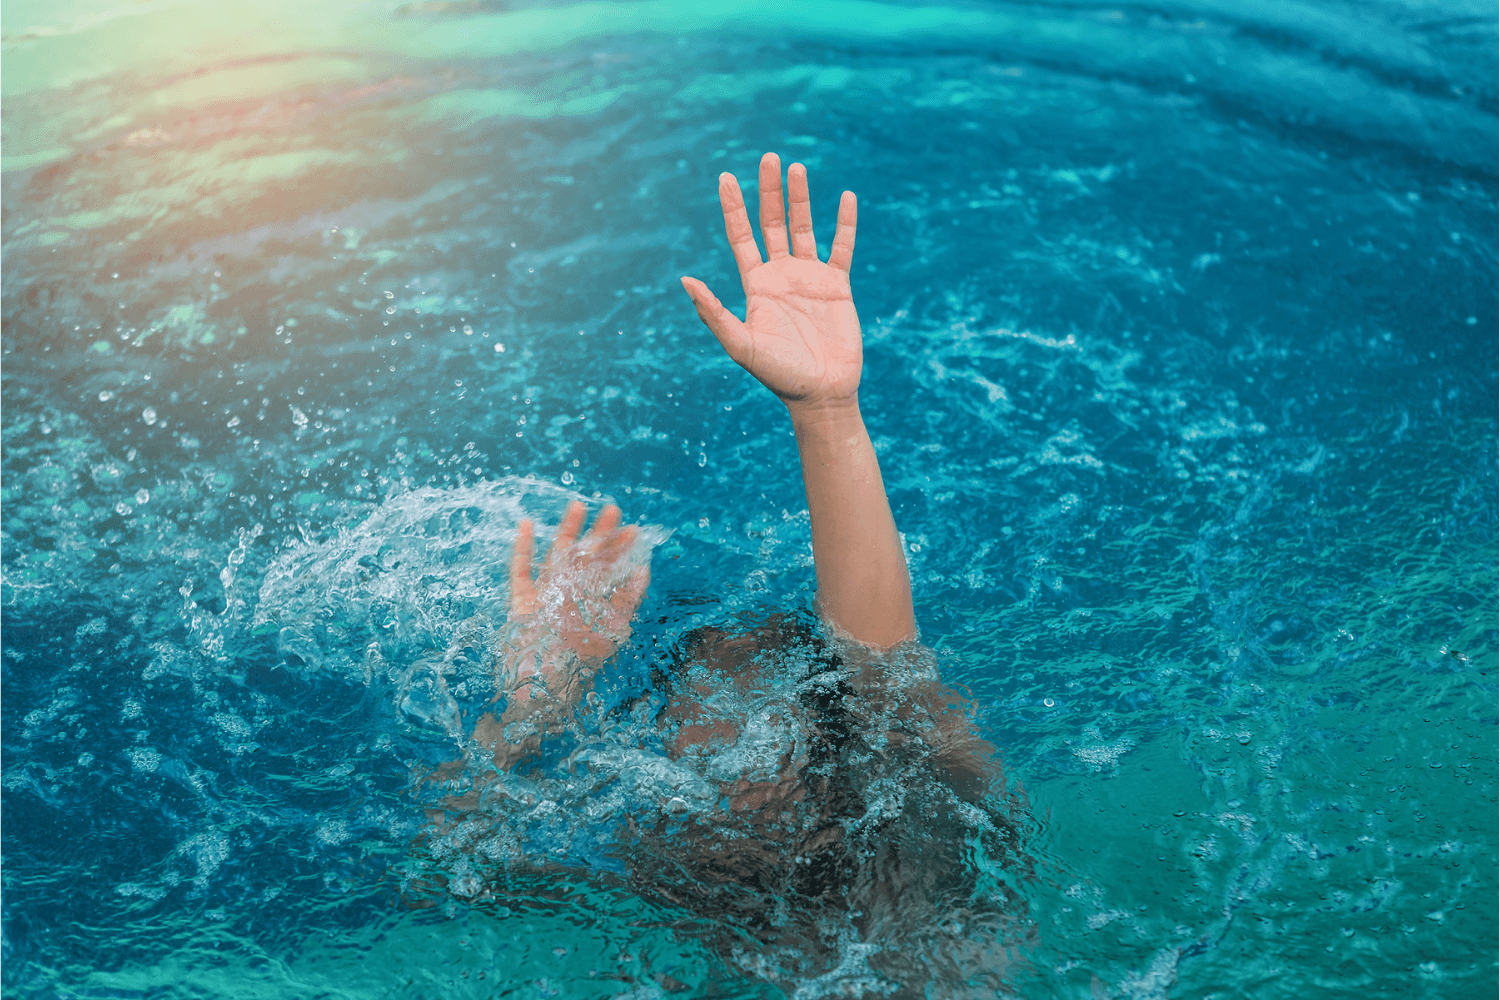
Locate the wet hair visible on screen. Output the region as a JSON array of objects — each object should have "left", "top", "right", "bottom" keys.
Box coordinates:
[
  {"left": 653, "top": 606, "right": 841, "bottom": 692},
  {"left": 617, "top": 613, "right": 1034, "bottom": 993}
]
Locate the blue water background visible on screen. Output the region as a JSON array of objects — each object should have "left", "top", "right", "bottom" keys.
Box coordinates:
[{"left": 2, "top": 1, "right": 1496, "bottom": 996}]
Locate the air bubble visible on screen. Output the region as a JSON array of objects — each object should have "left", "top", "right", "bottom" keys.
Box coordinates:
[
  {"left": 463, "top": 325, "right": 473, "bottom": 336},
  {"left": 135, "top": 489, "right": 150, "bottom": 505},
  {"left": 1043, "top": 698, "right": 1055, "bottom": 708},
  {"left": 495, "top": 343, "right": 505, "bottom": 353},
  {"left": 142, "top": 407, "right": 157, "bottom": 425},
  {"left": 99, "top": 390, "right": 115, "bottom": 402}
]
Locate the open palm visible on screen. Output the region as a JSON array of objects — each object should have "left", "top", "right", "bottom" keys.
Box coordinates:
[
  {"left": 509, "top": 501, "right": 649, "bottom": 667},
  {"left": 681, "top": 153, "right": 862, "bottom": 408}
]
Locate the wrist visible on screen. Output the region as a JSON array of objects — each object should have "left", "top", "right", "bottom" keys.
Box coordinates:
[{"left": 785, "top": 395, "right": 863, "bottom": 432}]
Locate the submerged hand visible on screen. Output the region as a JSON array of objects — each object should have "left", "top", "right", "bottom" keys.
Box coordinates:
[
  {"left": 508, "top": 500, "right": 650, "bottom": 679},
  {"left": 681, "top": 152, "right": 862, "bottom": 411},
  {"left": 472, "top": 502, "right": 649, "bottom": 772}
]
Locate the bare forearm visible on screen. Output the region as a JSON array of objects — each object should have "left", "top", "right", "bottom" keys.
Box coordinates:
[{"left": 788, "top": 398, "right": 915, "bottom": 648}]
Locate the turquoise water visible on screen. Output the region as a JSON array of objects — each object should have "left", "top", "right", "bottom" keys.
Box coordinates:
[{"left": 2, "top": 1, "right": 1496, "bottom": 997}]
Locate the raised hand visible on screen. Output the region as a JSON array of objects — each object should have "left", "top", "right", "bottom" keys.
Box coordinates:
[
  {"left": 470, "top": 502, "right": 649, "bottom": 771},
  {"left": 507, "top": 500, "right": 650, "bottom": 678},
  {"left": 681, "top": 152, "right": 861, "bottom": 411},
  {"left": 681, "top": 153, "right": 914, "bottom": 650}
]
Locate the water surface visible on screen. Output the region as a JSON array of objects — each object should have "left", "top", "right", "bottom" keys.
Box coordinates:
[{"left": 3, "top": 1, "right": 1496, "bottom": 997}]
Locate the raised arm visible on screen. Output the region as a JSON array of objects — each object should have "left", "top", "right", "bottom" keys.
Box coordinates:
[{"left": 681, "top": 153, "right": 914, "bottom": 649}]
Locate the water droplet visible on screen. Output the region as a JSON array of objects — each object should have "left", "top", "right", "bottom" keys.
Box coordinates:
[
  {"left": 141, "top": 407, "right": 157, "bottom": 425},
  {"left": 383, "top": 291, "right": 394, "bottom": 299},
  {"left": 98, "top": 390, "right": 115, "bottom": 402},
  {"left": 385, "top": 306, "right": 396, "bottom": 315}
]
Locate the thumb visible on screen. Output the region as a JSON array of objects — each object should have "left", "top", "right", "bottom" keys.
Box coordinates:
[{"left": 681, "top": 276, "right": 752, "bottom": 367}]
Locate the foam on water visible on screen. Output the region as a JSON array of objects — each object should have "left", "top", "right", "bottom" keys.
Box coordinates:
[{"left": 254, "top": 477, "right": 664, "bottom": 681}]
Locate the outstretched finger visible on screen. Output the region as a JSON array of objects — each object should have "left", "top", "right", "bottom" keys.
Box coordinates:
[
  {"left": 827, "top": 190, "right": 858, "bottom": 272},
  {"left": 584, "top": 504, "right": 622, "bottom": 546},
  {"left": 718, "top": 173, "right": 764, "bottom": 281},
  {"left": 758, "top": 152, "right": 790, "bottom": 260},
  {"left": 787, "top": 163, "right": 817, "bottom": 259},
  {"left": 681, "top": 276, "right": 754, "bottom": 369},
  {"left": 546, "top": 500, "right": 587, "bottom": 565},
  {"left": 510, "top": 519, "right": 537, "bottom": 616},
  {"left": 596, "top": 523, "right": 639, "bottom": 565}
]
